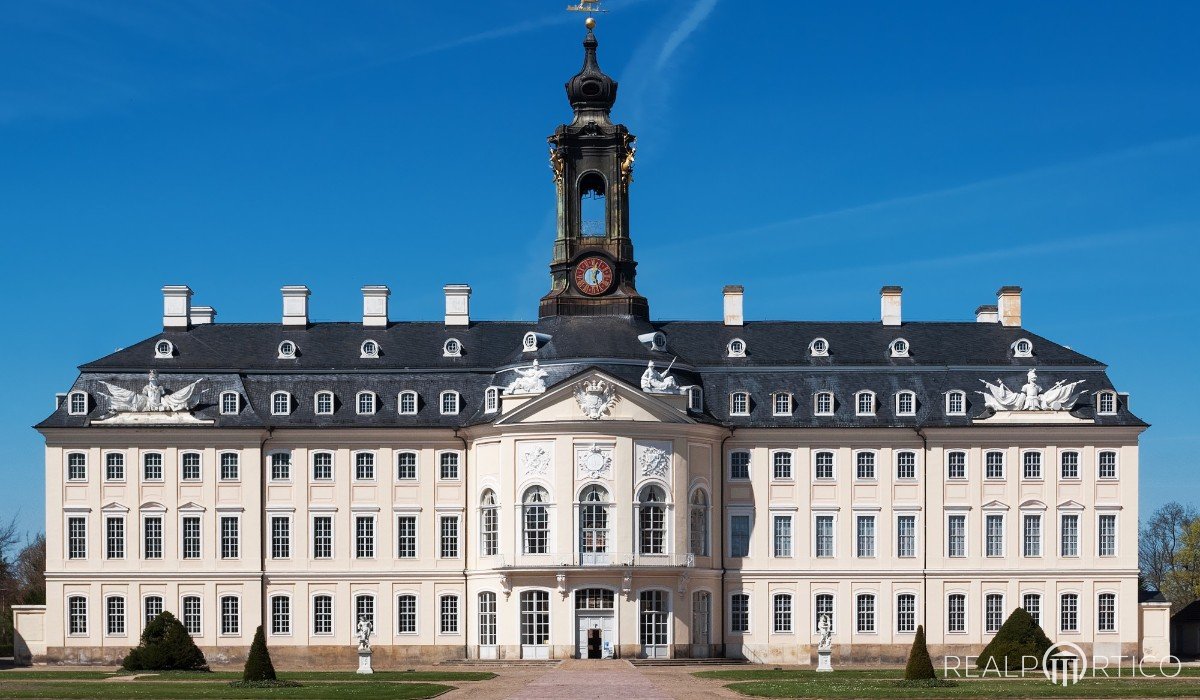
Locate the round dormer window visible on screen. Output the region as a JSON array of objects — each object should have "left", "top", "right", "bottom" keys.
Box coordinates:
[
  {"left": 444, "top": 338, "right": 462, "bottom": 357},
  {"left": 522, "top": 332, "right": 538, "bottom": 352},
  {"left": 154, "top": 340, "right": 174, "bottom": 358},
  {"left": 278, "top": 341, "right": 297, "bottom": 359},
  {"left": 809, "top": 338, "right": 829, "bottom": 357},
  {"left": 361, "top": 340, "right": 379, "bottom": 358},
  {"left": 651, "top": 332, "right": 666, "bottom": 352},
  {"left": 727, "top": 338, "right": 747, "bottom": 358},
  {"left": 890, "top": 338, "right": 910, "bottom": 358},
  {"left": 1012, "top": 338, "right": 1033, "bottom": 358}
]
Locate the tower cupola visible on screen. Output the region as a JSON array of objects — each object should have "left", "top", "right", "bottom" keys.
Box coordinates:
[{"left": 565, "top": 24, "right": 617, "bottom": 120}]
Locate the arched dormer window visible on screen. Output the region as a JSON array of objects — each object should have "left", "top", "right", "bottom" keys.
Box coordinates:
[
  {"left": 637, "top": 485, "right": 668, "bottom": 556},
  {"left": 154, "top": 340, "right": 174, "bottom": 358},
  {"left": 814, "top": 391, "right": 835, "bottom": 416},
  {"left": 889, "top": 338, "right": 910, "bottom": 358},
  {"left": 68, "top": 391, "right": 89, "bottom": 416},
  {"left": 895, "top": 390, "right": 917, "bottom": 416},
  {"left": 578, "top": 172, "right": 607, "bottom": 236},
  {"left": 440, "top": 390, "right": 460, "bottom": 415},
  {"left": 271, "top": 391, "right": 292, "bottom": 416},
  {"left": 1012, "top": 338, "right": 1033, "bottom": 358},
  {"left": 277, "top": 341, "right": 297, "bottom": 359},
  {"left": 398, "top": 391, "right": 418, "bottom": 415},
  {"left": 356, "top": 391, "right": 377, "bottom": 416},
  {"left": 1096, "top": 390, "right": 1117, "bottom": 415},
  {"left": 809, "top": 338, "right": 829, "bottom": 357},
  {"left": 855, "top": 391, "right": 875, "bottom": 416},
  {"left": 945, "top": 390, "right": 967, "bottom": 416},
  {"left": 360, "top": 339, "right": 380, "bottom": 359},
  {"left": 729, "top": 391, "right": 750, "bottom": 416},
  {"left": 314, "top": 391, "right": 335, "bottom": 416},
  {"left": 522, "top": 486, "right": 550, "bottom": 555},
  {"left": 443, "top": 338, "right": 462, "bottom": 358},
  {"left": 219, "top": 391, "right": 240, "bottom": 415},
  {"left": 727, "top": 338, "right": 747, "bottom": 358}
]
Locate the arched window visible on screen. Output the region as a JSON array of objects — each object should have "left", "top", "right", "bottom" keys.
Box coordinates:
[
  {"left": 579, "top": 485, "right": 609, "bottom": 562},
  {"left": 154, "top": 339, "right": 174, "bottom": 358},
  {"left": 522, "top": 486, "right": 550, "bottom": 555},
  {"left": 270, "top": 595, "right": 291, "bottom": 635},
  {"left": 480, "top": 490, "right": 499, "bottom": 556},
  {"left": 578, "top": 172, "right": 607, "bottom": 236},
  {"left": 773, "top": 593, "right": 793, "bottom": 633},
  {"left": 689, "top": 489, "right": 709, "bottom": 557},
  {"left": 638, "top": 485, "right": 667, "bottom": 555},
  {"left": 67, "top": 595, "right": 88, "bottom": 635},
  {"left": 440, "top": 391, "right": 460, "bottom": 415},
  {"left": 729, "top": 391, "right": 750, "bottom": 416},
  {"left": 105, "top": 595, "right": 126, "bottom": 636},
  {"left": 144, "top": 595, "right": 163, "bottom": 626},
  {"left": 354, "top": 594, "right": 375, "bottom": 636},
  {"left": 68, "top": 391, "right": 89, "bottom": 416},
  {"left": 814, "top": 391, "right": 834, "bottom": 416},
  {"left": 519, "top": 590, "right": 550, "bottom": 649},
  {"left": 220, "top": 391, "right": 240, "bottom": 415},
  {"left": 182, "top": 595, "right": 202, "bottom": 635},
  {"left": 360, "top": 339, "right": 379, "bottom": 358}
]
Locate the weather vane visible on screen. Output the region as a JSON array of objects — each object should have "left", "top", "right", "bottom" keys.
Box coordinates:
[{"left": 567, "top": 0, "right": 607, "bottom": 26}]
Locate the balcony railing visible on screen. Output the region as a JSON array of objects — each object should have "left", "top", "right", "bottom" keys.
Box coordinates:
[{"left": 483, "top": 552, "right": 695, "bottom": 569}]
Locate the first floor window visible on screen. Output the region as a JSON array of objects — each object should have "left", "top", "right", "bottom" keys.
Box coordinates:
[
  {"left": 68, "top": 596, "right": 87, "bottom": 635},
  {"left": 815, "top": 593, "right": 834, "bottom": 632},
  {"left": 355, "top": 595, "right": 375, "bottom": 634},
  {"left": 144, "top": 516, "right": 163, "bottom": 559},
  {"left": 1061, "top": 593, "right": 1079, "bottom": 632},
  {"left": 1023, "top": 593, "right": 1042, "bottom": 626},
  {"left": 856, "top": 594, "right": 876, "bottom": 633},
  {"left": 441, "top": 595, "right": 460, "bottom": 635},
  {"left": 1061, "top": 514, "right": 1080, "bottom": 557},
  {"left": 355, "top": 452, "right": 375, "bottom": 481},
  {"left": 985, "top": 514, "right": 1004, "bottom": 557},
  {"left": 1023, "top": 451, "right": 1042, "bottom": 480},
  {"left": 481, "top": 496, "right": 500, "bottom": 557},
  {"left": 948, "top": 594, "right": 966, "bottom": 633},
  {"left": 729, "top": 514, "right": 751, "bottom": 558},
  {"left": 856, "top": 515, "right": 876, "bottom": 558},
  {"left": 478, "top": 592, "right": 497, "bottom": 645},
  {"left": 730, "top": 593, "right": 749, "bottom": 634},
  {"left": 773, "top": 593, "right": 792, "bottom": 633},
  {"left": 312, "top": 452, "right": 333, "bottom": 481},
  {"left": 355, "top": 516, "right": 375, "bottom": 559},
  {"left": 271, "top": 452, "right": 291, "bottom": 481},
  {"left": 271, "top": 517, "right": 290, "bottom": 559},
  {"left": 773, "top": 515, "right": 792, "bottom": 557},
  {"left": 897, "top": 593, "right": 916, "bottom": 633},
  {"left": 947, "top": 514, "right": 966, "bottom": 557},
  {"left": 182, "top": 516, "right": 201, "bottom": 559},
  {"left": 985, "top": 594, "right": 1004, "bottom": 633},
  {"left": 220, "top": 516, "right": 239, "bottom": 559},
  {"left": 815, "top": 515, "right": 834, "bottom": 557},
  {"left": 68, "top": 516, "right": 86, "bottom": 559},
  {"left": 1023, "top": 514, "right": 1042, "bottom": 557},
  {"left": 729, "top": 450, "right": 750, "bottom": 480},
  {"left": 106, "top": 597, "right": 125, "bottom": 636},
  {"left": 440, "top": 516, "right": 459, "bottom": 558},
  {"left": 181, "top": 452, "right": 201, "bottom": 481},
  {"left": 897, "top": 515, "right": 916, "bottom": 558},
  {"left": 896, "top": 451, "right": 916, "bottom": 480},
  {"left": 1098, "top": 593, "right": 1116, "bottom": 632},
  {"left": 519, "top": 590, "right": 549, "bottom": 645},
  {"left": 67, "top": 452, "right": 87, "bottom": 481},
  {"left": 397, "top": 595, "right": 417, "bottom": 634},
  {"left": 143, "top": 453, "right": 163, "bottom": 481},
  {"left": 105, "top": 517, "right": 124, "bottom": 559},
  {"left": 856, "top": 451, "right": 876, "bottom": 480},
  {"left": 221, "top": 596, "right": 240, "bottom": 635},
  {"left": 271, "top": 596, "right": 291, "bottom": 635},
  {"left": 947, "top": 451, "right": 966, "bottom": 479},
  {"left": 105, "top": 453, "right": 125, "bottom": 481},
  {"left": 183, "top": 596, "right": 202, "bottom": 635},
  {"left": 313, "top": 516, "right": 333, "bottom": 559},
  {"left": 397, "top": 516, "right": 417, "bottom": 558},
  {"left": 396, "top": 452, "right": 417, "bottom": 480},
  {"left": 523, "top": 486, "right": 550, "bottom": 555},
  {"left": 772, "top": 451, "right": 792, "bottom": 479},
  {"left": 439, "top": 452, "right": 459, "bottom": 480},
  {"left": 1099, "top": 514, "right": 1117, "bottom": 556},
  {"left": 144, "top": 596, "right": 163, "bottom": 625},
  {"left": 220, "top": 453, "right": 239, "bottom": 481},
  {"left": 313, "top": 595, "right": 333, "bottom": 635}
]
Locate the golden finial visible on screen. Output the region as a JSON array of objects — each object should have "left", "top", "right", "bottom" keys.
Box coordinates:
[{"left": 585, "top": 17, "right": 596, "bottom": 30}]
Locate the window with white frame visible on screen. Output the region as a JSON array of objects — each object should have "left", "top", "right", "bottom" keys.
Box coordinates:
[
  {"left": 1022, "top": 451, "right": 1042, "bottom": 480},
  {"left": 68, "top": 516, "right": 87, "bottom": 559},
  {"left": 729, "top": 592, "right": 750, "bottom": 633},
  {"left": 856, "top": 593, "right": 876, "bottom": 633},
  {"left": 220, "top": 596, "right": 240, "bottom": 635},
  {"left": 312, "top": 595, "right": 333, "bottom": 635},
  {"left": 270, "top": 516, "right": 290, "bottom": 559},
  {"left": 815, "top": 593, "right": 834, "bottom": 631},
  {"left": 357, "top": 391, "right": 376, "bottom": 415},
  {"left": 856, "top": 515, "right": 876, "bottom": 557},
  {"left": 773, "top": 515, "right": 793, "bottom": 557},
  {"left": 355, "top": 452, "right": 375, "bottom": 481},
  {"left": 688, "top": 386, "right": 704, "bottom": 412},
  {"left": 305, "top": 390, "right": 327, "bottom": 415},
  {"left": 1060, "top": 450, "right": 1080, "bottom": 479},
  {"left": 729, "top": 391, "right": 749, "bottom": 416},
  {"left": 105, "top": 517, "right": 124, "bottom": 559},
  {"left": 814, "top": 391, "right": 834, "bottom": 416},
  {"left": 772, "top": 450, "right": 793, "bottom": 480},
  {"left": 729, "top": 513, "right": 751, "bottom": 558},
  {"left": 1012, "top": 338, "right": 1033, "bottom": 357},
  {"left": 219, "top": 452, "right": 239, "bottom": 481},
  {"left": 105, "top": 453, "right": 125, "bottom": 482},
  {"left": 311, "top": 452, "right": 333, "bottom": 481},
  {"left": 773, "top": 593, "right": 793, "bottom": 633},
  {"left": 639, "top": 485, "right": 668, "bottom": 555},
  {"left": 397, "top": 515, "right": 417, "bottom": 558},
  {"left": 1097, "top": 391, "right": 1117, "bottom": 415},
  {"left": 580, "top": 485, "right": 609, "bottom": 558},
  {"left": 271, "top": 391, "right": 291, "bottom": 416},
  {"left": 479, "top": 592, "right": 498, "bottom": 645},
  {"left": 521, "top": 590, "right": 552, "bottom": 646},
  {"left": 1098, "top": 450, "right": 1118, "bottom": 479},
  {"left": 1023, "top": 513, "right": 1042, "bottom": 557},
  {"left": 481, "top": 490, "right": 500, "bottom": 556},
  {"left": 135, "top": 512, "right": 162, "bottom": 560},
  {"left": 271, "top": 596, "right": 290, "bottom": 635},
  {"left": 772, "top": 392, "right": 792, "bottom": 416},
  {"left": 1098, "top": 593, "right": 1116, "bottom": 632},
  {"left": 440, "top": 391, "right": 460, "bottom": 415},
  {"left": 946, "top": 451, "right": 967, "bottom": 480},
  {"left": 398, "top": 391, "right": 418, "bottom": 414},
  {"left": 689, "top": 489, "right": 709, "bottom": 557},
  {"left": 1099, "top": 514, "right": 1117, "bottom": 556},
  {"left": 727, "top": 338, "right": 746, "bottom": 358},
  {"left": 895, "top": 391, "right": 916, "bottom": 416},
  {"left": 312, "top": 516, "right": 333, "bottom": 559},
  {"left": 814, "top": 450, "right": 834, "bottom": 480},
  {"left": 729, "top": 450, "right": 750, "bottom": 480},
  {"left": 220, "top": 516, "right": 239, "bottom": 559},
  {"left": 1060, "top": 513, "right": 1080, "bottom": 557},
  {"left": 277, "top": 340, "right": 297, "bottom": 359},
  {"left": 440, "top": 594, "right": 460, "bottom": 634},
  {"left": 360, "top": 339, "right": 379, "bottom": 358},
  {"left": 355, "top": 515, "right": 375, "bottom": 559},
  {"left": 439, "top": 452, "right": 460, "bottom": 480},
  {"left": 896, "top": 451, "right": 916, "bottom": 480},
  {"left": 270, "top": 452, "right": 291, "bottom": 481},
  {"left": 67, "top": 452, "right": 87, "bottom": 481},
  {"left": 439, "top": 515, "right": 460, "bottom": 558},
  {"left": 484, "top": 387, "right": 499, "bottom": 413},
  {"left": 144, "top": 596, "right": 163, "bottom": 626},
  {"left": 68, "top": 596, "right": 87, "bottom": 635},
  {"left": 985, "top": 594, "right": 1004, "bottom": 633},
  {"left": 355, "top": 595, "right": 375, "bottom": 635},
  {"left": 443, "top": 338, "right": 462, "bottom": 357},
  {"left": 889, "top": 338, "right": 910, "bottom": 357},
  {"left": 947, "top": 593, "right": 966, "bottom": 633},
  {"left": 106, "top": 596, "right": 125, "bottom": 636},
  {"left": 855, "top": 451, "right": 876, "bottom": 480},
  {"left": 1023, "top": 593, "right": 1041, "bottom": 626},
  {"left": 396, "top": 451, "right": 417, "bottom": 481},
  {"left": 220, "top": 391, "right": 240, "bottom": 415},
  {"left": 182, "top": 516, "right": 201, "bottom": 559},
  {"left": 182, "top": 595, "right": 202, "bottom": 635},
  {"left": 522, "top": 486, "right": 550, "bottom": 555},
  {"left": 946, "top": 390, "right": 966, "bottom": 415},
  {"left": 143, "top": 452, "right": 163, "bottom": 481},
  {"left": 985, "top": 514, "right": 1004, "bottom": 557},
  {"left": 985, "top": 451, "right": 1004, "bottom": 479},
  {"left": 397, "top": 594, "right": 418, "bottom": 634},
  {"left": 815, "top": 514, "right": 835, "bottom": 557},
  {"left": 180, "top": 452, "right": 201, "bottom": 481},
  {"left": 947, "top": 514, "right": 966, "bottom": 558},
  {"left": 856, "top": 391, "right": 875, "bottom": 416},
  {"left": 68, "top": 391, "right": 88, "bottom": 416},
  {"left": 897, "top": 514, "right": 916, "bottom": 558},
  {"left": 897, "top": 593, "right": 917, "bottom": 633},
  {"left": 809, "top": 337, "right": 829, "bottom": 356},
  {"left": 1060, "top": 593, "right": 1079, "bottom": 632}
]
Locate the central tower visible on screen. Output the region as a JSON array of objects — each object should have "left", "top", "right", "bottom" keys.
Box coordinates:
[{"left": 539, "top": 21, "right": 649, "bottom": 320}]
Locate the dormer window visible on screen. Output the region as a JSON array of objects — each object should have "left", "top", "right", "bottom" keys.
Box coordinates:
[
  {"left": 523, "top": 333, "right": 538, "bottom": 352},
  {"left": 729, "top": 391, "right": 750, "bottom": 416},
  {"left": 219, "top": 392, "right": 240, "bottom": 415},
  {"left": 314, "top": 391, "right": 334, "bottom": 415},
  {"left": 484, "top": 387, "right": 499, "bottom": 413},
  {"left": 727, "top": 338, "right": 747, "bottom": 358},
  {"left": 443, "top": 338, "right": 462, "bottom": 358},
  {"left": 271, "top": 391, "right": 292, "bottom": 416},
  {"left": 688, "top": 386, "right": 704, "bottom": 412},
  {"left": 357, "top": 391, "right": 377, "bottom": 416},
  {"left": 398, "top": 391, "right": 418, "bottom": 415},
  {"left": 1012, "top": 338, "right": 1033, "bottom": 358},
  {"left": 809, "top": 338, "right": 829, "bottom": 357},
  {"left": 278, "top": 341, "right": 297, "bottom": 359},
  {"left": 68, "top": 391, "right": 89, "bottom": 416},
  {"left": 889, "top": 338, "right": 910, "bottom": 358},
  {"left": 855, "top": 391, "right": 875, "bottom": 416},
  {"left": 945, "top": 390, "right": 966, "bottom": 416},
  {"left": 154, "top": 340, "right": 174, "bottom": 358},
  {"left": 639, "top": 331, "right": 667, "bottom": 352},
  {"left": 360, "top": 340, "right": 380, "bottom": 358},
  {"left": 440, "top": 391, "right": 460, "bottom": 415},
  {"left": 896, "top": 390, "right": 916, "bottom": 416},
  {"left": 1096, "top": 391, "right": 1117, "bottom": 415},
  {"left": 814, "top": 391, "right": 834, "bottom": 416},
  {"left": 772, "top": 392, "right": 793, "bottom": 416}
]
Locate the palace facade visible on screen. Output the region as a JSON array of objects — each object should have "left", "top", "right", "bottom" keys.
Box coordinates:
[{"left": 20, "top": 24, "right": 1164, "bottom": 666}]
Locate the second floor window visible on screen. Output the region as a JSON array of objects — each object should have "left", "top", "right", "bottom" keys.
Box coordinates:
[
  {"left": 1023, "top": 452, "right": 1042, "bottom": 480},
  {"left": 856, "top": 452, "right": 875, "bottom": 480},
  {"left": 1061, "top": 514, "right": 1079, "bottom": 557},
  {"left": 814, "top": 451, "right": 834, "bottom": 480},
  {"left": 182, "top": 516, "right": 201, "bottom": 559},
  {"left": 639, "top": 486, "right": 667, "bottom": 555},
  {"left": 271, "top": 517, "right": 290, "bottom": 559},
  {"left": 1023, "top": 514, "right": 1042, "bottom": 557},
  {"left": 947, "top": 515, "right": 966, "bottom": 557},
  {"left": 522, "top": 486, "right": 550, "bottom": 555},
  {"left": 355, "top": 453, "right": 375, "bottom": 481},
  {"left": 271, "top": 453, "right": 291, "bottom": 481},
  {"left": 1061, "top": 451, "right": 1080, "bottom": 479},
  {"left": 313, "top": 517, "right": 333, "bottom": 559},
  {"left": 856, "top": 516, "right": 875, "bottom": 557},
  {"left": 439, "top": 452, "right": 460, "bottom": 480},
  {"left": 143, "top": 517, "right": 163, "bottom": 559},
  {"left": 397, "top": 452, "right": 417, "bottom": 480},
  {"left": 105, "top": 453, "right": 125, "bottom": 481},
  {"left": 440, "top": 516, "right": 459, "bottom": 558},
  {"left": 730, "top": 514, "right": 751, "bottom": 558},
  {"left": 985, "top": 514, "right": 1004, "bottom": 557},
  {"left": 355, "top": 516, "right": 375, "bottom": 559},
  {"left": 772, "top": 451, "right": 792, "bottom": 480},
  {"left": 1099, "top": 514, "right": 1117, "bottom": 556},
  {"left": 985, "top": 451, "right": 1004, "bottom": 479},
  {"left": 143, "top": 453, "right": 163, "bottom": 481},
  {"left": 896, "top": 451, "right": 916, "bottom": 480},
  {"left": 773, "top": 515, "right": 792, "bottom": 557},
  {"left": 947, "top": 451, "right": 966, "bottom": 480},
  {"left": 729, "top": 451, "right": 750, "bottom": 480},
  {"left": 181, "top": 453, "right": 201, "bottom": 481},
  {"left": 397, "top": 516, "right": 417, "bottom": 558},
  {"left": 815, "top": 515, "right": 834, "bottom": 557},
  {"left": 220, "top": 517, "right": 239, "bottom": 559},
  {"left": 897, "top": 515, "right": 916, "bottom": 558},
  {"left": 1098, "top": 451, "right": 1118, "bottom": 479},
  {"left": 220, "top": 453, "right": 239, "bottom": 481},
  {"left": 105, "top": 517, "right": 124, "bottom": 559}
]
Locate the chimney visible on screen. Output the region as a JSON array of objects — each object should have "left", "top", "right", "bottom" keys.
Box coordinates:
[
  {"left": 444, "top": 284, "right": 471, "bottom": 326},
  {"left": 281, "top": 285, "right": 310, "bottom": 326},
  {"left": 975, "top": 304, "right": 999, "bottom": 323},
  {"left": 880, "top": 286, "right": 902, "bottom": 326},
  {"left": 723, "top": 285, "right": 744, "bottom": 326},
  {"left": 997, "top": 286, "right": 1022, "bottom": 327},
  {"left": 162, "top": 285, "right": 193, "bottom": 329},
  {"left": 362, "top": 285, "right": 390, "bottom": 327},
  {"left": 190, "top": 306, "right": 216, "bottom": 325}
]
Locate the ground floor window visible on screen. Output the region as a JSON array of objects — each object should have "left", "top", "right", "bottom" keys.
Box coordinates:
[
  {"left": 313, "top": 595, "right": 333, "bottom": 635},
  {"left": 182, "top": 596, "right": 202, "bottom": 636},
  {"left": 730, "top": 592, "right": 750, "bottom": 634},
  {"left": 106, "top": 596, "right": 125, "bottom": 636},
  {"left": 271, "top": 596, "right": 290, "bottom": 635},
  {"left": 397, "top": 595, "right": 417, "bottom": 634},
  {"left": 478, "top": 592, "right": 497, "bottom": 645},
  {"left": 144, "top": 596, "right": 163, "bottom": 626},
  {"left": 640, "top": 590, "right": 669, "bottom": 645},
  {"left": 441, "top": 595, "right": 460, "bottom": 635},
  {"left": 896, "top": 593, "right": 916, "bottom": 633},
  {"left": 220, "top": 596, "right": 240, "bottom": 635},
  {"left": 68, "top": 596, "right": 87, "bottom": 635},
  {"left": 692, "top": 591, "right": 711, "bottom": 645},
  {"left": 520, "top": 590, "right": 550, "bottom": 645}
]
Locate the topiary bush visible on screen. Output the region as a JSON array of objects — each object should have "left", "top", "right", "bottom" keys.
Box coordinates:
[
  {"left": 976, "top": 607, "right": 1053, "bottom": 673},
  {"left": 121, "top": 611, "right": 209, "bottom": 672},
  {"left": 904, "top": 624, "right": 937, "bottom": 680},
  {"left": 242, "top": 625, "right": 277, "bottom": 682}
]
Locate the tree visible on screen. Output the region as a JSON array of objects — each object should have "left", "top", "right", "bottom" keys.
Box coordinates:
[
  {"left": 904, "top": 625, "right": 936, "bottom": 680},
  {"left": 1140, "top": 501, "right": 1200, "bottom": 614},
  {"left": 15, "top": 535, "right": 46, "bottom": 605},
  {"left": 121, "top": 611, "right": 210, "bottom": 671},
  {"left": 0, "top": 516, "right": 22, "bottom": 652},
  {"left": 976, "top": 608, "right": 1053, "bottom": 672},
  {"left": 242, "top": 626, "right": 277, "bottom": 682}
]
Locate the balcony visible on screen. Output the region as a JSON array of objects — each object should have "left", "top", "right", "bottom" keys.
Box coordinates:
[{"left": 483, "top": 552, "right": 695, "bottom": 570}]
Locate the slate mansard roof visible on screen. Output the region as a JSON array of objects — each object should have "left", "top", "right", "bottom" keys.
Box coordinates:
[{"left": 38, "top": 315, "right": 1145, "bottom": 430}]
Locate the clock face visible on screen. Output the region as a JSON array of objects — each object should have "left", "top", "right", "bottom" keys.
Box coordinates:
[{"left": 574, "top": 257, "right": 614, "bottom": 296}]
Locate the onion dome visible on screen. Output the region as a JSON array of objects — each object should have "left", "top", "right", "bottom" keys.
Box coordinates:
[{"left": 565, "top": 22, "right": 617, "bottom": 115}]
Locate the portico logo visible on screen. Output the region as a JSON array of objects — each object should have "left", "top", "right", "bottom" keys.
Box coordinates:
[{"left": 1042, "top": 641, "right": 1087, "bottom": 686}]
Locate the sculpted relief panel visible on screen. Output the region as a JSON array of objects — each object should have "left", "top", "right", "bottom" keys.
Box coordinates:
[{"left": 636, "top": 440, "right": 673, "bottom": 482}]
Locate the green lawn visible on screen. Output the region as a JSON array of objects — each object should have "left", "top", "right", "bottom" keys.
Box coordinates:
[
  {"left": 0, "top": 680, "right": 453, "bottom": 699},
  {"left": 124, "top": 670, "right": 494, "bottom": 682},
  {"left": 695, "top": 669, "right": 1200, "bottom": 698}
]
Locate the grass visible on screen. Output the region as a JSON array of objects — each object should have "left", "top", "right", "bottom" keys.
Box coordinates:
[
  {"left": 0, "top": 680, "right": 453, "bottom": 699},
  {"left": 123, "top": 670, "right": 494, "bottom": 682},
  {"left": 695, "top": 669, "right": 1200, "bottom": 698}
]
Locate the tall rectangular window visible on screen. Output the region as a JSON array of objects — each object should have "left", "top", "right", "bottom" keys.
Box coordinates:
[
  {"left": 313, "top": 595, "right": 333, "bottom": 635},
  {"left": 143, "top": 453, "right": 163, "bottom": 481},
  {"left": 397, "top": 595, "right": 418, "bottom": 634},
  {"left": 814, "top": 594, "right": 834, "bottom": 632},
  {"left": 896, "top": 451, "right": 916, "bottom": 480},
  {"left": 1060, "top": 514, "right": 1079, "bottom": 557},
  {"left": 220, "top": 453, "right": 239, "bottom": 481},
  {"left": 856, "top": 515, "right": 876, "bottom": 558},
  {"left": 182, "top": 516, "right": 201, "bottom": 559},
  {"left": 729, "top": 451, "right": 750, "bottom": 480},
  {"left": 772, "top": 451, "right": 792, "bottom": 480},
  {"left": 219, "top": 517, "right": 239, "bottom": 559},
  {"left": 105, "top": 453, "right": 125, "bottom": 481},
  {"left": 440, "top": 515, "right": 459, "bottom": 558},
  {"left": 1060, "top": 593, "right": 1079, "bottom": 632},
  {"left": 68, "top": 596, "right": 87, "bottom": 635},
  {"left": 271, "top": 452, "right": 291, "bottom": 481},
  {"left": 896, "top": 594, "right": 916, "bottom": 633},
  {"left": 985, "top": 451, "right": 1004, "bottom": 479},
  {"left": 1023, "top": 451, "right": 1042, "bottom": 480},
  {"left": 143, "top": 516, "right": 163, "bottom": 559},
  {"left": 1098, "top": 593, "right": 1116, "bottom": 632},
  {"left": 355, "top": 516, "right": 375, "bottom": 559},
  {"left": 1060, "top": 451, "right": 1080, "bottom": 479},
  {"left": 396, "top": 452, "right": 417, "bottom": 480},
  {"left": 1023, "top": 514, "right": 1042, "bottom": 557},
  {"left": 270, "top": 517, "right": 290, "bottom": 559},
  {"left": 441, "top": 595, "right": 460, "bottom": 634},
  {"left": 730, "top": 514, "right": 751, "bottom": 558},
  {"left": 773, "top": 594, "right": 792, "bottom": 633},
  {"left": 947, "top": 594, "right": 966, "bottom": 633},
  {"left": 947, "top": 451, "right": 966, "bottom": 480},
  {"left": 730, "top": 593, "right": 750, "bottom": 633},
  {"left": 947, "top": 514, "right": 966, "bottom": 558},
  {"left": 312, "top": 452, "right": 333, "bottom": 481},
  {"left": 312, "top": 516, "right": 333, "bottom": 559},
  {"left": 67, "top": 453, "right": 87, "bottom": 481},
  {"left": 220, "top": 596, "right": 240, "bottom": 635},
  {"left": 814, "top": 451, "right": 834, "bottom": 480},
  {"left": 68, "top": 516, "right": 87, "bottom": 559},
  {"left": 772, "top": 515, "right": 792, "bottom": 557},
  {"left": 1023, "top": 593, "right": 1041, "bottom": 626},
  {"left": 856, "top": 594, "right": 876, "bottom": 633},
  {"left": 181, "top": 452, "right": 201, "bottom": 481},
  {"left": 105, "top": 517, "right": 124, "bottom": 559},
  {"left": 397, "top": 516, "right": 417, "bottom": 558},
  {"left": 144, "top": 596, "right": 163, "bottom": 625},
  {"left": 856, "top": 452, "right": 876, "bottom": 480},
  {"left": 985, "top": 594, "right": 1004, "bottom": 633},
  {"left": 106, "top": 596, "right": 125, "bottom": 636},
  {"left": 439, "top": 453, "right": 459, "bottom": 480},
  {"left": 355, "top": 596, "right": 375, "bottom": 634},
  {"left": 897, "top": 515, "right": 916, "bottom": 558},
  {"left": 1098, "top": 451, "right": 1118, "bottom": 479},
  {"left": 985, "top": 514, "right": 1004, "bottom": 557},
  {"left": 1098, "top": 514, "right": 1117, "bottom": 556},
  {"left": 815, "top": 515, "right": 834, "bottom": 557},
  {"left": 271, "top": 596, "right": 291, "bottom": 635},
  {"left": 355, "top": 452, "right": 375, "bottom": 481},
  {"left": 183, "top": 596, "right": 201, "bottom": 635}
]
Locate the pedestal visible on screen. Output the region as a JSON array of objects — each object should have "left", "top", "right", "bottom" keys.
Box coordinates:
[
  {"left": 357, "top": 648, "right": 374, "bottom": 675},
  {"left": 816, "top": 648, "right": 832, "bottom": 672}
]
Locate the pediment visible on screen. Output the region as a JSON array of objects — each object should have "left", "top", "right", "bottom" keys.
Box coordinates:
[
  {"left": 139, "top": 501, "right": 167, "bottom": 513},
  {"left": 981, "top": 500, "right": 1010, "bottom": 511},
  {"left": 100, "top": 502, "right": 130, "bottom": 513},
  {"left": 178, "top": 501, "right": 206, "bottom": 513},
  {"left": 495, "top": 369, "right": 695, "bottom": 426},
  {"left": 1019, "top": 499, "right": 1048, "bottom": 511},
  {"left": 1057, "top": 499, "right": 1086, "bottom": 511}
]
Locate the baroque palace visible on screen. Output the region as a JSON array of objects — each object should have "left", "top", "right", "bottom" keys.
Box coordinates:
[{"left": 17, "top": 22, "right": 1168, "bottom": 666}]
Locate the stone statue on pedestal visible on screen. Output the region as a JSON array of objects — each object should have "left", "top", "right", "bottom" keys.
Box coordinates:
[
  {"left": 356, "top": 616, "right": 374, "bottom": 674},
  {"left": 816, "top": 613, "right": 833, "bottom": 672}
]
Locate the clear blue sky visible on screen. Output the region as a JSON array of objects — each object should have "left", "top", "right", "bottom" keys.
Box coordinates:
[{"left": 2, "top": 1, "right": 1198, "bottom": 540}]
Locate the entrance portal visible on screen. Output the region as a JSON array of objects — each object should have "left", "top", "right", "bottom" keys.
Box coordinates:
[{"left": 587, "top": 628, "right": 603, "bottom": 658}]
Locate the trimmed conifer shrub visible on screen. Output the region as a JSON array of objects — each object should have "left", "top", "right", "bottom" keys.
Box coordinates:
[
  {"left": 904, "top": 624, "right": 937, "bottom": 680},
  {"left": 976, "top": 607, "right": 1053, "bottom": 672},
  {"left": 121, "top": 611, "right": 209, "bottom": 672},
  {"left": 242, "top": 625, "right": 277, "bottom": 682}
]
